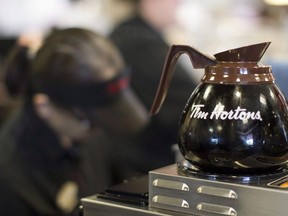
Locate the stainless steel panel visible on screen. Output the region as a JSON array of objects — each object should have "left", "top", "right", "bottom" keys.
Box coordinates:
[
  {"left": 149, "top": 164, "right": 288, "bottom": 216},
  {"left": 196, "top": 203, "right": 237, "bottom": 216},
  {"left": 81, "top": 195, "right": 195, "bottom": 216},
  {"left": 197, "top": 186, "right": 237, "bottom": 199}
]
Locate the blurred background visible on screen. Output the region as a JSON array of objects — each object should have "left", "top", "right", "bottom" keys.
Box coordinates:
[
  {"left": 1, "top": 0, "right": 288, "bottom": 108},
  {"left": 1, "top": 0, "right": 288, "bottom": 55}
]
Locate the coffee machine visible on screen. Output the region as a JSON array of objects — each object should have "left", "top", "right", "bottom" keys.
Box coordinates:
[{"left": 81, "top": 42, "right": 288, "bottom": 216}]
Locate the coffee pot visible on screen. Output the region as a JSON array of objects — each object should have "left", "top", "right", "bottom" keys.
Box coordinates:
[{"left": 150, "top": 42, "right": 288, "bottom": 175}]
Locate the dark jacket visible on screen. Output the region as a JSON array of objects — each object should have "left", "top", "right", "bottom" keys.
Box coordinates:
[
  {"left": 0, "top": 103, "right": 83, "bottom": 215},
  {"left": 0, "top": 103, "right": 132, "bottom": 216},
  {"left": 109, "top": 16, "right": 198, "bottom": 173}
]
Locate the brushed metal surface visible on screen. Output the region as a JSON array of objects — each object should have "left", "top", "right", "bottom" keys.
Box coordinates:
[
  {"left": 81, "top": 195, "right": 194, "bottom": 216},
  {"left": 153, "top": 179, "right": 189, "bottom": 191},
  {"left": 149, "top": 164, "right": 288, "bottom": 216},
  {"left": 197, "top": 186, "right": 237, "bottom": 199}
]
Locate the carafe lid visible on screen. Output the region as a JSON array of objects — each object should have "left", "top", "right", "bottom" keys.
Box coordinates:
[
  {"left": 214, "top": 42, "right": 270, "bottom": 62},
  {"left": 203, "top": 42, "right": 274, "bottom": 84}
]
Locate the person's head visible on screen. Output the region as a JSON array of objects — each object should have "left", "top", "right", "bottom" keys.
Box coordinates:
[{"left": 4, "top": 28, "right": 148, "bottom": 145}]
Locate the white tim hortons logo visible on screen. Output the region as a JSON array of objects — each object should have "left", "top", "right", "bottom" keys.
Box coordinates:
[{"left": 190, "top": 104, "right": 263, "bottom": 121}]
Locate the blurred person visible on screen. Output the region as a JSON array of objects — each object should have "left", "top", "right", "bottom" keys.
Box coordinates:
[
  {"left": 0, "top": 0, "right": 70, "bottom": 126},
  {"left": 109, "top": 0, "right": 198, "bottom": 173},
  {"left": 0, "top": 27, "right": 148, "bottom": 216}
]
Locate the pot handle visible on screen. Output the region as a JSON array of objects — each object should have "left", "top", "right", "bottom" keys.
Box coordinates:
[{"left": 149, "top": 45, "right": 216, "bottom": 115}]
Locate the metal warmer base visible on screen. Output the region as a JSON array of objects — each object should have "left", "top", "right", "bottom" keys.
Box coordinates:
[
  {"left": 81, "top": 161, "right": 288, "bottom": 216},
  {"left": 149, "top": 161, "right": 288, "bottom": 216}
]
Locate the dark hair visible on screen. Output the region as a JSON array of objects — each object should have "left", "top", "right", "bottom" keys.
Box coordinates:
[
  {"left": 4, "top": 28, "right": 126, "bottom": 107},
  {"left": 3, "top": 45, "right": 30, "bottom": 97}
]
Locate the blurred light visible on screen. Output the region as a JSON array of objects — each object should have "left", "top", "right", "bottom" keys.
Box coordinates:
[
  {"left": 217, "top": 125, "right": 223, "bottom": 131},
  {"left": 235, "top": 91, "right": 241, "bottom": 98},
  {"left": 264, "top": 0, "right": 288, "bottom": 5}
]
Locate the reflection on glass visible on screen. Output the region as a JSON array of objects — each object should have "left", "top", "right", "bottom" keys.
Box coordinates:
[
  {"left": 259, "top": 93, "right": 267, "bottom": 106},
  {"left": 203, "top": 85, "right": 211, "bottom": 100}
]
